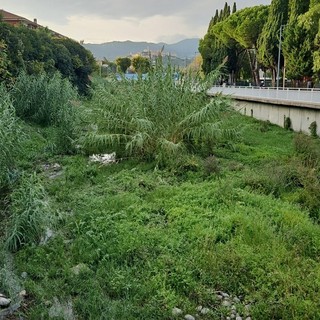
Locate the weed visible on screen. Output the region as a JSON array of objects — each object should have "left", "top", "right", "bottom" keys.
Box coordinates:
[
  {"left": 84, "top": 65, "right": 237, "bottom": 167},
  {"left": 6, "top": 173, "right": 52, "bottom": 252},
  {"left": 0, "top": 85, "right": 23, "bottom": 190},
  {"left": 309, "top": 121, "right": 318, "bottom": 138}
]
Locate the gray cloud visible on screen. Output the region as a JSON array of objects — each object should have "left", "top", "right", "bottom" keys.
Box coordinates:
[{"left": 1, "top": 0, "right": 271, "bottom": 42}]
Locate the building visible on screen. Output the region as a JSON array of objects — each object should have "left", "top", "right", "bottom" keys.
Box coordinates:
[{"left": 0, "top": 9, "right": 66, "bottom": 38}]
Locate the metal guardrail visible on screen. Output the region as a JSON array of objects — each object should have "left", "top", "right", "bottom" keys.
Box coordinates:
[{"left": 208, "top": 85, "right": 320, "bottom": 105}]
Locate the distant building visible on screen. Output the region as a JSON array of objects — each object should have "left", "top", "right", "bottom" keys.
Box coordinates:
[{"left": 0, "top": 9, "right": 67, "bottom": 38}]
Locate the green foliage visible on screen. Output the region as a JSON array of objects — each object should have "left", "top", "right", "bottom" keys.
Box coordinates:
[
  {"left": 0, "top": 86, "right": 22, "bottom": 189},
  {"left": 84, "top": 64, "right": 236, "bottom": 166},
  {"left": 11, "top": 72, "right": 80, "bottom": 154},
  {"left": 309, "top": 121, "right": 318, "bottom": 137},
  {"left": 6, "top": 173, "right": 52, "bottom": 252},
  {"left": 115, "top": 57, "right": 131, "bottom": 73},
  {"left": 0, "top": 22, "right": 96, "bottom": 94},
  {"left": 131, "top": 55, "right": 150, "bottom": 74},
  {"left": 257, "top": 0, "right": 289, "bottom": 84}
]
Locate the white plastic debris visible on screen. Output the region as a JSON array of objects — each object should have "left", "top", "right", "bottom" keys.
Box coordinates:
[{"left": 89, "top": 152, "right": 116, "bottom": 165}]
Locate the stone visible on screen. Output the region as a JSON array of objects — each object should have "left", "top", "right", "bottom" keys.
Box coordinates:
[
  {"left": 196, "top": 306, "right": 203, "bottom": 312},
  {"left": 216, "top": 294, "right": 223, "bottom": 300},
  {"left": 172, "top": 307, "right": 183, "bottom": 316},
  {"left": 230, "top": 315, "right": 235, "bottom": 319},
  {"left": 236, "top": 317, "right": 242, "bottom": 320},
  {"left": 19, "top": 290, "right": 27, "bottom": 298},
  {"left": 245, "top": 317, "right": 252, "bottom": 320},
  {"left": 71, "top": 263, "right": 89, "bottom": 275},
  {"left": 200, "top": 307, "right": 210, "bottom": 315},
  {"left": 222, "top": 292, "right": 230, "bottom": 298},
  {"left": 184, "top": 315, "right": 195, "bottom": 320},
  {"left": 233, "top": 297, "right": 241, "bottom": 303},
  {"left": 21, "top": 272, "right": 28, "bottom": 279},
  {"left": 222, "top": 300, "right": 232, "bottom": 307},
  {"left": 0, "top": 297, "right": 11, "bottom": 307}
]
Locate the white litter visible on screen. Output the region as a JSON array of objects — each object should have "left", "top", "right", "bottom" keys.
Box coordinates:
[{"left": 89, "top": 152, "right": 116, "bottom": 165}]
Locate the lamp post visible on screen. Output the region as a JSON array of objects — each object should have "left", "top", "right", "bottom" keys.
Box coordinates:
[{"left": 277, "top": 24, "right": 286, "bottom": 89}]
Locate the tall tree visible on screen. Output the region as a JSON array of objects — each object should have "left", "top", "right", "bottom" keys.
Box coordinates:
[
  {"left": 131, "top": 55, "right": 150, "bottom": 74},
  {"left": 282, "top": 0, "right": 312, "bottom": 80},
  {"left": 199, "top": 2, "right": 238, "bottom": 81},
  {"left": 115, "top": 57, "right": 131, "bottom": 73},
  {"left": 212, "top": 5, "right": 269, "bottom": 85},
  {"left": 257, "top": 0, "right": 289, "bottom": 86}
]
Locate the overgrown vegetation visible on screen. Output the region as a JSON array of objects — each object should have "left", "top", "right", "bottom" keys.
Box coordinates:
[
  {"left": 0, "top": 86, "right": 22, "bottom": 190},
  {"left": 0, "top": 21, "right": 96, "bottom": 94},
  {"left": 1, "top": 69, "right": 320, "bottom": 319},
  {"left": 84, "top": 64, "right": 237, "bottom": 166}
]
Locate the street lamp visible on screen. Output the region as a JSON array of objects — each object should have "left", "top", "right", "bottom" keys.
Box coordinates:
[{"left": 277, "top": 24, "right": 286, "bottom": 89}]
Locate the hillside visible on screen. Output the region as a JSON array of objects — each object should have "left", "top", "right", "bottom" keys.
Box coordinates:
[{"left": 83, "top": 38, "right": 200, "bottom": 61}]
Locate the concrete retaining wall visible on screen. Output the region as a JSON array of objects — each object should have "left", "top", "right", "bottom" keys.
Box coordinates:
[{"left": 232, "top": 99, "right": 320, "bottom": 135}]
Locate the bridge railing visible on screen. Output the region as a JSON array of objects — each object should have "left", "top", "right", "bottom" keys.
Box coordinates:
[{"left": 208, "top": 85, "right": 320, "bottom": 104}]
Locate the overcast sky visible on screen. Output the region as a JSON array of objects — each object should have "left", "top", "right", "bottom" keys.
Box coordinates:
[{"left": 1, "top": 0, "right": 271, "bottom": 44}]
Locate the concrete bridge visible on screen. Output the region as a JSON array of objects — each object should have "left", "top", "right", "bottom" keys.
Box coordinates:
[{"left": 208, "top": 86, "right": 320, "bottom": 135}]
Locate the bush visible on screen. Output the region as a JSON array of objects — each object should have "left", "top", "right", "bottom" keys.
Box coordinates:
[
  {"left": 0, "top": 86, "right": 22, "bottom": 190},
  {"left": 309, "top": 121, "right": 318, "bottom": 138},
  {"left": 84, "top": 64, "right": 238, "bottom": 167},
  {"left": 6, "top": 173, "right": 52, "bottom": 252}
]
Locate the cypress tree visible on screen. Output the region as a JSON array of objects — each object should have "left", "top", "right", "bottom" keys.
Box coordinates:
[{"left": 257, "top": 0, "right": 289, "bottom": 85}]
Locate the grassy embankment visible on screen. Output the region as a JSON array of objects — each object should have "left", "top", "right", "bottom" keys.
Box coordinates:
[{"left": 1, "top": 69, "right": 320, "bottom": 319}]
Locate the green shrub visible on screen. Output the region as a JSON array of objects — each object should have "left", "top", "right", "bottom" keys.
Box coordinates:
[
  {"left": 284, "top": 116, "right": 292, "bottom": 130},
  {"left": 84, "top": 64, "right": 238, "bottom": 166},
  {"left": 0, "top": 86, "right": 22, "bottom": 189},
  {"left": 309, "top": 121, "right": 318, "bottom": 138},
  {"left": 293, "top": 133, "right": 320, "bottom": 167},
  {"left": 6, "top": 173, "right": 52, "bottom": 252}
]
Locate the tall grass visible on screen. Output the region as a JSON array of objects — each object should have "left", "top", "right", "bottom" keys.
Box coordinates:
[
  {"left": 84, "top": 64, "right": 237, "bottom": 166},
  {"left": 6, "top": 173, "right": 52, "bottom": 252},
  {"left": 0, "top": 86, "right": 22, "bottom": 190},
  {"left": 11, "top": 72, "right": 80, "bottom": 154}
]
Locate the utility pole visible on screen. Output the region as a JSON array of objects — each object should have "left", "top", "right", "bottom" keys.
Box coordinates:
[{"left": 277, "top": 24, "right": 286, "bottom": 89}]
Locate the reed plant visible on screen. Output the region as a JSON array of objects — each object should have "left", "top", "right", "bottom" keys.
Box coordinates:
[
  {"left": 6, "top": 173, "right": 51, "bottom": 252},
  {"left": 0, "top": 86, "right": 22, "bottom": 189},
  {"left": 85, "top": 64, "right": 237, "bottom": 166},
  {"left": 11, "top": 72, "right": 80, "bottom": 154}
]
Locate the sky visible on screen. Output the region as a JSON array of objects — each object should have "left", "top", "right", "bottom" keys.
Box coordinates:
[{"left": 1, "top": 0, "right": 271, "bottom": 44}]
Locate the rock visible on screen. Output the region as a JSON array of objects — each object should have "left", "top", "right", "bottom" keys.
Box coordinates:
[
  {"left": 19, "top": 290, "right": 27, "bottom": 298},
  {"left": 200, "top": 307, "right": 210, "bottom": 314},
  {"left": 230, "top": 315, "right": 236, "bottom": 319},
  {"left": 172, "top": 307, "right": 183, "bottom": 316},
  {"left": 231, "top": 305, "right": 237, "bottom": 311},
  {"left": 0, "top": 297, "right": 11, "bottom": 307},
  {"left": 21, "top": 272, "right": 28, "bottom": 279},
  {"left": 196, "top": 306, "right": 203, "bottom": 312},
  {"left": 71, "top": 263, "right": 89, "bottom": 275},
  {"left": 236, "top": 316, "right": 242, "bottom": 320},
  {"left": 40, "top": 228, "right": 54, "bottom": 244},
  {"left": 222, "top": 292, "right": 230, "bottom": 298},
  {"left": 245, "top": 317, "right": 252, "bottom": 320},
  {"left": 184, "top": 315, "right": 195, "bottom": 320},
  {"left": 222, "top": 300, "right": 232, "bottom": 307},
  {"left": 216, "top": 294, "right": 223, "bottom": 300},
  {"left": 233, "top": 297, "right": 241, "bottom": 303}
]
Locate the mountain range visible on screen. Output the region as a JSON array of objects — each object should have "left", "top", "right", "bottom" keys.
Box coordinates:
[{"left": 83, "top": 38, "right": 200, "bottom": 62}]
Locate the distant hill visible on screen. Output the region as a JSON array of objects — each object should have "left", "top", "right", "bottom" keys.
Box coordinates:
[{"left": 83, "top": 38, "right": 200, "bottom": 62}]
